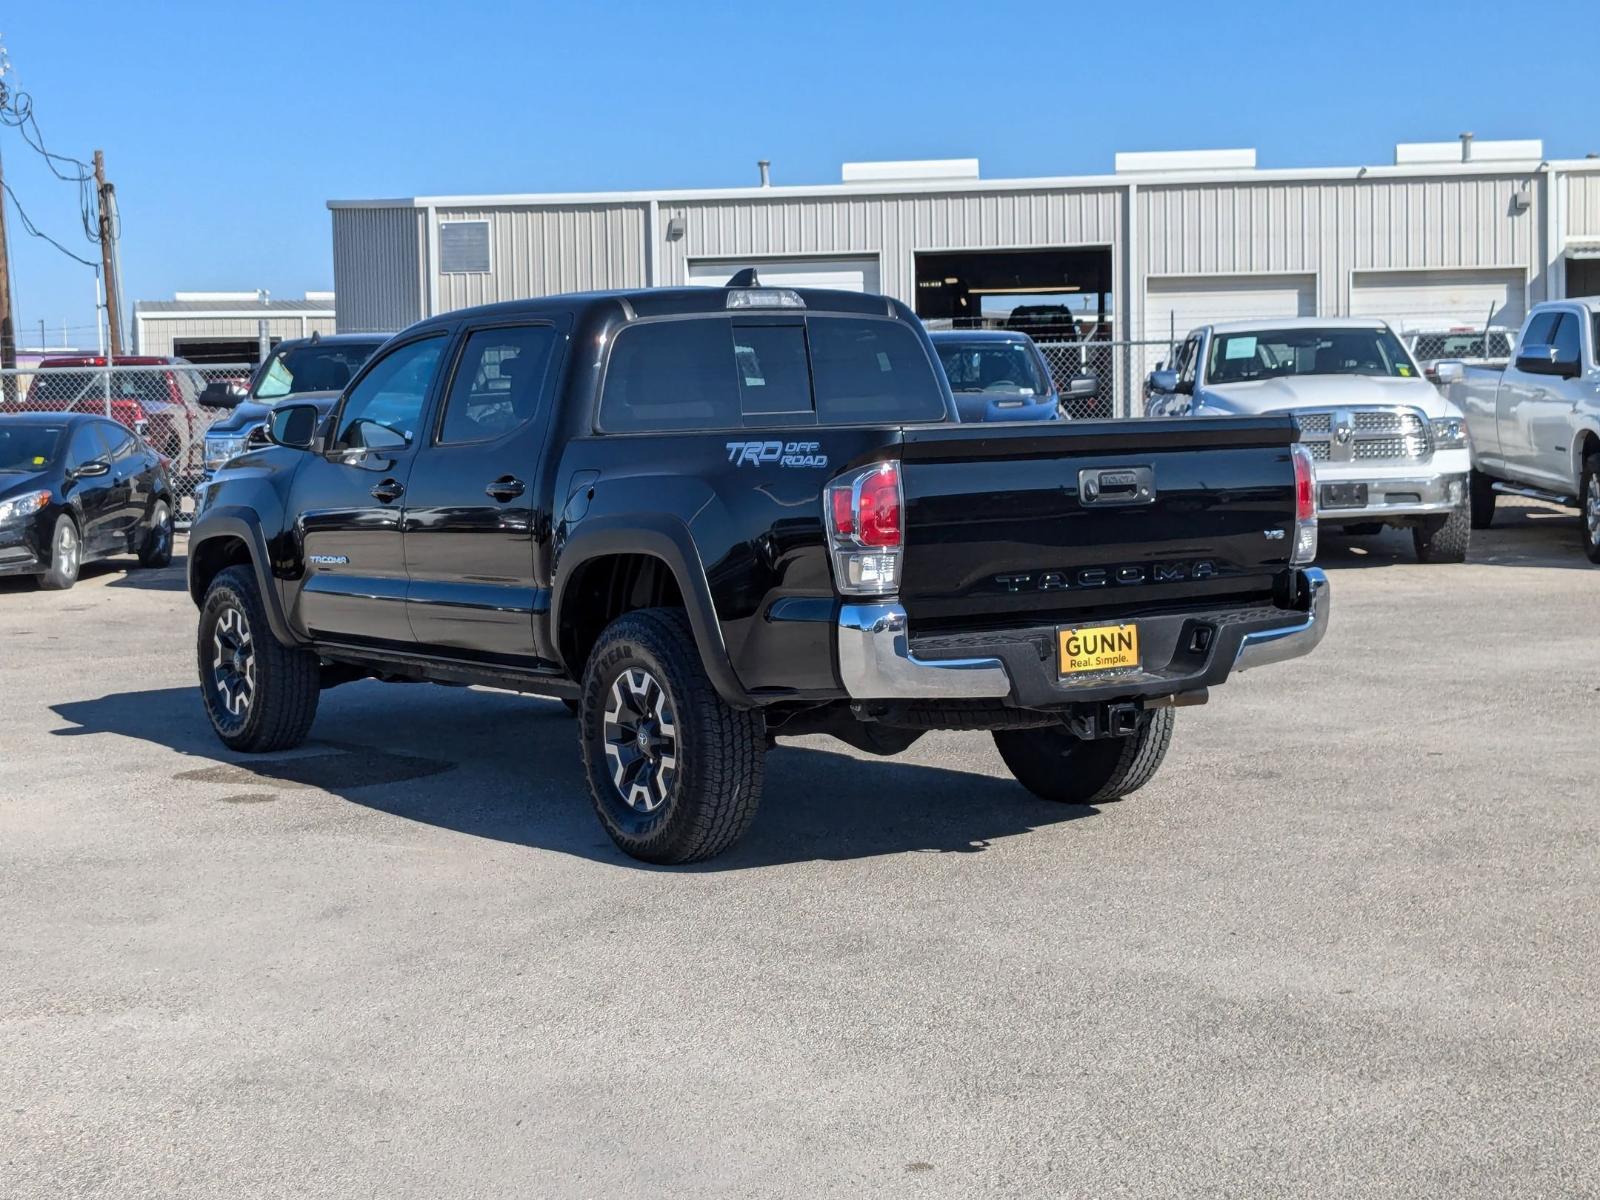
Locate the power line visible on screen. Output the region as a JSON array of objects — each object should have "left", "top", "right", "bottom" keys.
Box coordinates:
[{"left": 1, "top": 177, "right": 99, "bottom": 267}]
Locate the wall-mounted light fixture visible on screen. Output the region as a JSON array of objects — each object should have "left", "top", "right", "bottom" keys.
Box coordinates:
[
  {"left": 665, "top": 217, "right": 686, "bottom": 241},
  {"left": 1510, "top": 181, "right": 1532, "bottom": 216}
]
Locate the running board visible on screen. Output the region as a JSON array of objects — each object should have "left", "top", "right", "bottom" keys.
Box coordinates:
[{"left": 1491, "top": 481, "right": 1574, "bottom": 506}]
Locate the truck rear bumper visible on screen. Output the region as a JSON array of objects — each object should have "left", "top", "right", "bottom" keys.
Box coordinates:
[{"left": 837, "top": 568, "right": 1329, "bottom": 705}]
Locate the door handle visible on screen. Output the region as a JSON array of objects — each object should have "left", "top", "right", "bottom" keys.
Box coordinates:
[
  {"left": 370, "top": 478, "right": 405, "bottom": 504},
  {"left": 485, "top": 475, "right": 525, "bottom": 501}
]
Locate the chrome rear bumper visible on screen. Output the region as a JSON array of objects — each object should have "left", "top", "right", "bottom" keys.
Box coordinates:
[{"left": 836, "top": 567, "right": 1330, "bottom": 701}]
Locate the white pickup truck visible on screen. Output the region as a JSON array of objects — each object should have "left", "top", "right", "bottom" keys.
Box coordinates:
[
  {"left": 1438, "top": 299, "right": 1600, "bottom": 563},
  {"left": 1147, "top": 318, "right": 1472, "bottom": 562}
]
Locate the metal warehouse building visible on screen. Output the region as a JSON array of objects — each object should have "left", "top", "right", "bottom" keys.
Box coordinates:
[
  {"left": 327, "top": 139, "right": 1600, "bottom": 410},
  {"left": 133, "top": 291, "right": 336, "bottom": 363}
]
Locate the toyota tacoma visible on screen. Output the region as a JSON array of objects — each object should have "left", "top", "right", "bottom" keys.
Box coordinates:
[{"left": 188, "top": 279, "right": 1330, "bottom": 863}]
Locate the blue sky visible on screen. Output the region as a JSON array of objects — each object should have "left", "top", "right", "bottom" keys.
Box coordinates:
[{"left": 1, "top": 0, "right": 1595, "bottom": 347}]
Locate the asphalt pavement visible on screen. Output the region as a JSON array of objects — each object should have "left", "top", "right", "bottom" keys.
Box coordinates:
[{"left": 2, "top": 501, "right": 1597, "bottom": 1198}]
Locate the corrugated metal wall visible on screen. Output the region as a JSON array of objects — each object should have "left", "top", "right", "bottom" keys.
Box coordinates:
[
  {"left": 332, "top": 207, "right": 426, "bottom": 333},
  {"left": 432, "top": 204, "right": 648, "bottom": 312},
  {"left": 138, "top": 315, "right": 337, "bottom": 357},
  {"left": 331, "top": 168, "right": 1571, "bottom": 332},
  {"left": 1565, "top": 169, "right": 1600, "bottom": 238},
  {"left": 1140, "top": 174, "right": 1540, "bottom": 315},
  {"left": 659, "top": 188, "right": 1121, "bottom": 298}
]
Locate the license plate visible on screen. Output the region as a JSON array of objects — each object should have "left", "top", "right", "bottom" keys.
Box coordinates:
[
  {"left": 1058, "top": 623, "right": 1140, "bottom": 675},
  {"left": 1320, "top": 482, "right": 1369, "bottom": 509}
]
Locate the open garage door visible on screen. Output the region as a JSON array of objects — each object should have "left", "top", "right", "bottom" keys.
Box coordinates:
[
  {"left": 1349, "top": 269, "right": 1526, "bottom": 332},
  {"left": 1142, "top": 274, "right": 1316, "bottom": 370},
  {"left": 687, "top": 256, "right": 881, "bottom": 293}
]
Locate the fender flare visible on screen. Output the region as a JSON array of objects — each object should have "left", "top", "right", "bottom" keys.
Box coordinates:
[
  {"left": 552, "top": 513, "right": 754, "bottom": 709},
  {"left": 187, "top": 508, "right": 299, "bottom": 646}
]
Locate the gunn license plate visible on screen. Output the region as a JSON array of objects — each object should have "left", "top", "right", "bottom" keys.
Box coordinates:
[{"left": 1058, "top": 623, "right": 1140, "bottom": 676}]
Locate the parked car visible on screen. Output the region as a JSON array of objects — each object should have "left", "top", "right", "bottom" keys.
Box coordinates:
[
  {"left": 928, "top": 329, "right": 1095, "bottom": 421},
  {"left": 199, "top": 333, "right": 388, "bottom": 473},
  {"left": 3, "top": 355, "right": 207, "bottom": 480},
  {"left": 1438, "top": 299, "right": 1600, "bottom": 561},
  {"left": 1401, "top": 326, "right": 1515, "bottom": 388},
  {"left": 1147, "top": 318, "right": 1472, "bottom": 562},
  {"left": 0, "top": 412, "right": 175, "bottom": 590},
  {"left": 189, "top": 281, "right": 1329, "bottom": 864}
]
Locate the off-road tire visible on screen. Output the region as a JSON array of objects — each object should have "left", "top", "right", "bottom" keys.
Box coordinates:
[
  {"left": 580, "top": 608, "right": 764, "bottom": 864},
  {"left": 198, "top": 565, "right": 320, "bottom": 752},
  {"left": 992, "top": 708, "right": 1175, "bottom": 805},
  {"left": 39, "top": 514, "right": 80, "bottom": 590},
  {"left": 1413, "top": 499, "right": 1471, "bottom": 564},
  {"left": 1581, "top": 453, "right": 1600, "bottom": 565},
  {"left": 1469, "top": 469, "right": 1497, "bottom": 530},
  {"left": 138, "top": 499, "right": 174, "bottom": 568}
]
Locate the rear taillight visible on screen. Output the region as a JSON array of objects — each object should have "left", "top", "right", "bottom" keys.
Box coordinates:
[
  {"left": 824, "top": 461, "right": 904, "bottom": 595},
  {"left": 1290, "top": 442, "right": 1318, "bottom": 565}
]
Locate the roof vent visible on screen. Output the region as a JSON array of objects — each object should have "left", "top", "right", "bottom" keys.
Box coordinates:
[
  {"left": 1115, "top": 148, "right": 1256, "bottom": 173},
  {"left": 841, "top": 159, "right": 979, "bottom": 184}
]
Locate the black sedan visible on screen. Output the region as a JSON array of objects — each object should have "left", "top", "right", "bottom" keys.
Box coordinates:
[{"left": 0, "top": 412, "right": 176, "bottom": 590}]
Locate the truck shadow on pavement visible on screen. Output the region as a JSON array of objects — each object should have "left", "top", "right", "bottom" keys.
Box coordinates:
[
  {"left": 49, "top": 683, "right": 1095, "bottom": 869},
  {"left": 1316, "top": 500, "right": 1591, "bottom": 571}
]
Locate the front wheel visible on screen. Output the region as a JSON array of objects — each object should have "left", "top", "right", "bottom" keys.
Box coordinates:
[
  {"left": 580, "top": 608, "right": 765, "bottom": 864},
  {"left": 1581, "top": 453, "right": 1600, "bottom": 565},
  {"left": 198, "top": 565, "right": 320, "bottom": 752},
  {"left": 38, "top": 515, "right": 80, "bottom": 590},
  {"left": 1413, "top": 500, "right": 1471, "bottom": 564},
  {"left": 993, "top": 708, "right": 1174, "bottom": 805}
]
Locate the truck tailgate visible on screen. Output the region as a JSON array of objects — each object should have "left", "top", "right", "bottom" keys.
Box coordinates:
[{"left": 898, "top": 416, "right": 1300, "bottom": 625}]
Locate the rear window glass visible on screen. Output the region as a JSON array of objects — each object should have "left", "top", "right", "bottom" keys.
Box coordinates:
[
  {"left": 599, "top": 314, "right": 945, "bottom": 433},
  {"left": 808, "top": 318, "right": 944, "bottom": 423},
  {"left": 600, "top": 319, "right": 740, "bottom": 432}
]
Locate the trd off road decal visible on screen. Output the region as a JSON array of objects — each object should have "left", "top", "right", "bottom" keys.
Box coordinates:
[{"left": 725, "top": 441, "right": 829, "bottom": 469}]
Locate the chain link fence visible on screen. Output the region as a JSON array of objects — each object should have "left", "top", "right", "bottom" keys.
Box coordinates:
[
  {"left": 0, "top": 361, "right": 254, "bottom": 521},
  {"left": 1031, "top": 338, "right": 1179, "bottom": 419}
]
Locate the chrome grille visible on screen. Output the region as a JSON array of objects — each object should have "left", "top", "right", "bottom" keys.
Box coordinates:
[{"left": 1289, "top": 406, "right": 1433, "bottom": 465}]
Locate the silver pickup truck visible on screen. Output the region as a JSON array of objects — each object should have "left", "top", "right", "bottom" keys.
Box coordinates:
[
  {"left": 1440, "top": 299, "right": 1600, "bottom": 563},
  {"left": 1148, "top": 318, "right": 1472, "bottom": 563}
]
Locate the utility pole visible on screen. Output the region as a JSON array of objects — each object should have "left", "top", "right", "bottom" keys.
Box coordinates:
[
  {"left": 94, "top": 150, "right": 122, "bottom": 356},
  {"left": 0, "top": 142, "right": 17, "bottom": 401}
]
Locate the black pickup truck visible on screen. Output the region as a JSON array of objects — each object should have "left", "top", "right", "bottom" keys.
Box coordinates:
[{"left": 188, "top": 280, "right": 1329, "bottom": 863}]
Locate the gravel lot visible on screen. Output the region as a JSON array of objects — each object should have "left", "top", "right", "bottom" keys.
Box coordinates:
[{"left": 3, "top": 501, "right": 1597, "bottom": 1199}]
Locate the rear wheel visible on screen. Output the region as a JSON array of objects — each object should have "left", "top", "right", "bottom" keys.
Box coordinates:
[
  {"left": 580, "top": 608, "right": 764, "bottom": 863},
  {"left": 1469, "top": 469, "right": 1497, "bottom": 529},
  {"left": 138, "top": 499, "right": 174, "bottom": 568},
  {"left": 1581, "top": 453, "right": 1600, "bottom": 565},
  {"left": 39, "top": 515, "right": 80, "bottom": 590},
  {"left": 1413, "top": 499, "right": 1471, "bottom": 564},
  {"left": 993, "top": 708, "right": 1174, "bottom": 805},
  {"left": 198, "top": 565, "right": 320, "bottom": 752}
]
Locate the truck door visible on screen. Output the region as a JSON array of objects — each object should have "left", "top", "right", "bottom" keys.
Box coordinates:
[
  {"left": 1520, "top": 311, "right": 1585, "bottom": 490},
  {"left": 1497, "top": 310, "right": 1561, "bottom": 482},
  {"left": 285, "top": 334, "right": 449, "bottom": 646},
  {"left": 401, "top": 322, "right": 564, "bottom": 662}
]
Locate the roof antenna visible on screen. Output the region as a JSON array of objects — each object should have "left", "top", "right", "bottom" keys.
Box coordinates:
[{"left": 725, "top": 267, "right": 761, "bottom": 287}]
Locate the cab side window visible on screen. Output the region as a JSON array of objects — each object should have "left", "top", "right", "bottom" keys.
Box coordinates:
[
  {"left": 1177, "top": 337, "right": 1200, "bottom": 386},
  {"left": 102, "top": 424, "right": 139, "bottom": 462},
  {"left": 438, "top": 326, "right": 559, "bottom": 445},
  {"left": 1520, "top": 311, "right": 1559, "bottom": 353},
  {"left": 66, "top": 424, "right": 107, "bottom": 469},
  {"left": 334, "top": 337, "right": 446, "bottom": 451}
]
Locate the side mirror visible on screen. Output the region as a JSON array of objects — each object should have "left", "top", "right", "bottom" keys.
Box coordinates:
[
  {"left": 267, "top": 402, "right": 321, "bottom": 450},
  {"left": 1148, "top": 369, "right": 1193, "bottom": 396},
  {"left": 1515, "top": 344, "right": 1581, "bottom": 379},
  {"left": 197, "top": 380, "right": 247, "bottom": 410},
  {"left": 71, "top": 458, "right": 110, "bottom": 480},
  {"left": 1065, "top": 373, "right": 1099, "bottom": 399},
  {"left": 1433, "top": 360, "right": 1466, "bottom": 386}
]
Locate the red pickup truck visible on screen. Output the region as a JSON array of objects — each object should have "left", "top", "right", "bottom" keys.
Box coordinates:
[{"left": 3, "top": 356, "right": 208, "bottom": 477}]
